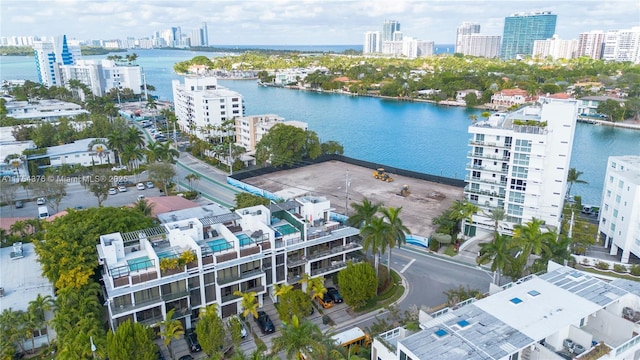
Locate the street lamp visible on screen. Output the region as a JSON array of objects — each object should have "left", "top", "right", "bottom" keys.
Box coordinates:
[{"left": 90, "top": 336, "right": 97, "bottom": 359}]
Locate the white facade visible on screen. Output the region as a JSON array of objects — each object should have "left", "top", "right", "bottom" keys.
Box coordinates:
[
  {"left": 4, "top": 99, "right": 89, "bottom": 121},
  {"left": 32, "top": 36, "right": 81, "bottom": 87},
  {"left": 372, "top": 263, "right": 640, "bottom": 360},
  {"left": 577, "top": 30, "right": 606, "bottom": 59},
  {"left": 533, "top": 36, "right": 578, "bottom": 60},
  {"left": 599, "top": 156, "right": 640, "bottom": 263},
  {"left": 459, "top": 35, "right": 501, "bottom": 58},
  {"left": 235, "top": 114, "right": 308, "bottom": 154},
  {"left": 101, "top": 59, "right": 143, "bottom": 96},
  {"left": 59, "top": 60, "right": 105, "bottom": 98},
  {"left": 97, "top": 199, "right": 362, "bottom": 330},
  {"left": 363, "top": 31, "right": 381, "bottom": 54},
  {"left": 172, "top": 76, "right": 244, "bottom": 141},
  {"left": 26, "top": 138, "right": 115, "bottom": 169},
  {"left": 381, "top": 38, "right": 433, "bottom": 58},
  {"left": 455, "top": 22, "right": 481, "bottom": 53},
  {"left": 465, "top": 98, "right": 578, "bottom": 234},
  {"left": 602, "top": 27, "right": 640, "bottom": 64}
]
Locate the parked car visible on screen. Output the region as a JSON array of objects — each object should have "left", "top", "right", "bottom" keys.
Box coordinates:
[
  {"left": 155, "top": 344, "right": 165, "bottom": 360},
  {"left": 255, "top": 311, "right": 275, "bottom": 334},
  {"left": 226, "top": 315, "right": 248, "bottom": 338},
  {"left": 36, "top": 197, "right": 46, "bottom": 205},
  {"left": 136, "top": 182, "right": 146, "bottom": 190},
  {"left": 185, "top": 329, "right": 201, "bottom": 352},
  {"left": 317, "top": 293, "right": 334, "bottom": 309},
  {"left": 146, "top": 181, "right": 155, "bottom": 188},
  {"left": 178, "top": 356, "right": 194, "bottom": 360},
  {"left": 108, "top": 188, "right": 117, "bottom": 195},
  {"left": 118, "top": 185, "right": 127, "bottom": 192},
  {"left": 116, "top": 179, "right": 132, "bottom": 186},
  {"left": 326, "top": 287, "right": 343, "bottom": 303},
  {"left": 15, "top": 200, "right": 23, "bottom": 208},
  {"left": 111, "top": 165, "right": 127, "bottom": 171}
]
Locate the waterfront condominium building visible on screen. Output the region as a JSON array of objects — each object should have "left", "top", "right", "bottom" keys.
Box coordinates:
[
  {"left": 58, "top": 59, "right": 142, "bottom": 100},
  {"left": 33, "top": 35, "right": 80, "bottom": 87},
  {"left": 500, "top": 11, "right": 557, "bottom": 60},
  {"left": 382, "top": 20, "right": 401, "bottom": 42},
  {"left": 532, "top": 35, "right": 578, "bottom": 60},
  {"left": 371, "top": 262, "right": 640, "bottom": 360},
  {"left": 172, "top": 76, "right": 244, "bottom": 141},
  {"left": 455, "top": 22, "right": 481, "bottom": 53},
  {"left": 464, "top": 97, "right": 578, "bottom": 235},
  {"left": 577, "top": 30, "right": 606, "bottom": 59},
  {"left": 235, "top": 114, "right": 308, "bottom": 155},
  {"left": 458, "top": 35, "right": 502, "bottom": 58},
  {"left": 602, "top": 27, "right": 640, "bottom": 64},
  {"left": 190, "top": 22, "right": 209, "bottom": 47},
  {"left": 97, "top": 198, "right": 362, "bottom": 330},
  {"left": 363, "top": 31, "right": 381, "bottom": 54},
  {"left": 599, "top": 156, "right": 640, "bottom": 264}
]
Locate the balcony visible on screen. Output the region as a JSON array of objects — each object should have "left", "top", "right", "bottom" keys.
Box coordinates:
[
  {"left": 465, "top": 176, "right": 507, "bottom": 187},
  {"left": 137, "top": 315, "right": 164, "bottom": 327},
  {"left": 464, "top": 186, "right": 506, "bottom": 199},
  {"left": 162, "top": 290, "right": 189, "bottom": 302},
  {"left": 467, "top": 151, "right": 510, "bottom": 161},
  {"left": 307, "top": 242, "right": 362, "bottom": 261},
  {"left": 468, "top": 139, "right": 508, "bottom": 148},
  {"left": 287, "top": 257, "right": 307, "bottom": 268},
  {"left": 218, "top": 269, "right": 264, "bottom": 285},
  {"left": 111, "top": 296, "right": 163, "bottom": 316},
  {"left": 311, "top": 258, "right": 361, "bottom": 276}
]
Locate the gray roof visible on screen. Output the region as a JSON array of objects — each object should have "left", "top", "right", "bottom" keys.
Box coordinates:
[
  {"left": 579, "top": 96, "right": 626, "bottom": 102},
  {"left": 539, "top": 268, "right": 627, "bottom": 306},
  {"left": 157, "top": 204, "right": 231, "bottom": 223},
  {"left": 27, "top": 138, "right": 108, "bottom": 159},
  {"left": 269, "top": 200, "right": 299, "bottom": 212}
]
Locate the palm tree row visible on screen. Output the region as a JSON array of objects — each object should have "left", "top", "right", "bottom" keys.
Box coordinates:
[
  {"left": 106, "top": 127, "right": 145, "bottom": 169},
  {"left": 348, "top": 199, "right": 411, "bottom": 277},
  {"left": 0, "top": 294, "right": 54, "bottom": 356},
  {"left": 477, "top": 218, "right": 571, "bottom": 284}
]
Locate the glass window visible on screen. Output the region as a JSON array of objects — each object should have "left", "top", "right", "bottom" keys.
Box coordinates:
[
  {"left": 613, "top": 209, "right": 618, "bottom": 218},
  {"left": 616, "top": 195, "right": 621, "bottom": 203},
  {"left": 618, "top": 180, "right": 624, "bottom": 189}
]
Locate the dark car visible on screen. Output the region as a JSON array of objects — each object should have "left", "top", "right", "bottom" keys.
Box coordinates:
[
  {"left": 178, "top": 356, "right": 194, "bottom": 360},
  {"left": 327, "top": 287, "right": 343, "bottom": 303},
  {"left": 185, "top": 329, "right": 201, "bottom": 352},
  {"left": 255, "top": 310, "right": 275, "bottom": 334},
  {"left": 317, "top": 292, "right": 334, "bottom": 309},
  {"left": 155, "top": 344, "right": 165, "bottom": 360},
  {"left": 15, "top": 200, "right": 23, "bottom": 209}
]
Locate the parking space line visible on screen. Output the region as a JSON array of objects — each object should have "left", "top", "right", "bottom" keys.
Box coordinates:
[{"left": 401, "top": 258, "right": 416, "bottom": 273}]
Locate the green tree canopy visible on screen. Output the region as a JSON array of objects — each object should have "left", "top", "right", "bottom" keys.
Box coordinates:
[
  {"left": 337, "top": 262, "right": 377, "bottom": 309},
  {"left": 276, "top": 289, "right": 313, "bottom": 325},
  {"left": 106, "top": 320, "right": 157, "bottom": 360},
  {"left": 196, "top": 304, "right": 226, "bottom": 356},
  {"left": 235, "top": 192, "right": 271, "bottom": 209},
  {"left": 255, "top": 124, "right": 322, "bottom": 167}
]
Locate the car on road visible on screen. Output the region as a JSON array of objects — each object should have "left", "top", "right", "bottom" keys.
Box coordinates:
[
  {"left": 177, "top": 356, "right": 193, "bottom": 360},
  {"left": 36, "top": 197, "right": 46, "bottom": 205},
  {"left": 255, "top": 311, "right": 275, "bottom": 334},
  {"left": 317, "top": 293, "right": 334, "bottom": 309},
  {"left": 108, "top": 188, "right": 117, "bottom": 195},
  {"left": 15, "top": 200, "right": 23, "bottom": 208},
  {"left": 184, "top": 329, "right": 201, "bottom": 352},
  {"left": 146, "top": 181, "right": 155, "bottom": 188},
  {"left": 136, "top": 182, "right": 146, "bottom": 190},
  {"left": 118, "top": 185, "right": 127, "bottom": 192},
  {"left": 137, "top": 195, "right": 145, "bottom": 200},
  {"left": 326, "top": 287, "right": 343, "bottom": 303}
]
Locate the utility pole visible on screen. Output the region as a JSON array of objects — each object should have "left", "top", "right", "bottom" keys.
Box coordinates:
[
  {"left": 345, "top": 170, "right": 350, "bottom": 216},
  {"left": 228, "top": 141, "right": 233, "bottom": 175}
]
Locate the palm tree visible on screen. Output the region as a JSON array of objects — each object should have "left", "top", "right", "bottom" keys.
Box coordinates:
[
  {"left": 360, "top": 216, "right": 392, "bottom": 277},
  {"left": 485, "top": 207, "right": 506, "bottom": 236},
  {"left": 121, "top": 143, "right": 144, "bottom": 170},
  {"left": 271, "top": 315, "right": 327, "bottom": 360},
  {"left": 513, "top": 218, "right": 556, "bottom": 259},
  {"left": 347, "top": 198, "right": 381, "bottom": 228},
  {"left": 381, "top": 207, "right": 410, "bottom": 276},
  {"left": 125, "top": 126, "right": 145, "bottom": 148},
  {"left": 274, "top": 283, "right": 293, "bottom": 299},
  {"left": 449, "top": 200, "right": 479, "bottom": 238},
  {"left": 133, "top": 198, "right": 154, "bottom": 216},
  {"left": 566, "top": 168, "right": 588, "bottom": 201},
  {"left": 106, "top": 132, "right": 125, "bottom": 166},
  {"left": 27, "top": 294, "right": 54, "bottom": 344},
  {"left": 477, "top": 234, "right": 512, "bottom": 285},
  {"left": 159, "top": 308, "right": 184, "bottom": 360},
  {"left": 185, "top": 173, "right": 200, "bottom": 190},
  {"left": 233, "top": 290, "right": 259, "bottom": 320}
]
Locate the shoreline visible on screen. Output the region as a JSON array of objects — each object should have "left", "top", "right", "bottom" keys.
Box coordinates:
[{"left": 260, "top": 82, "right": 640, "bottom": 131}]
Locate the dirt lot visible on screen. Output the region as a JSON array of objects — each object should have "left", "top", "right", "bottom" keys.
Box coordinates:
[{"left": 242, "top": 160, "right": 465, "bottom": 237}]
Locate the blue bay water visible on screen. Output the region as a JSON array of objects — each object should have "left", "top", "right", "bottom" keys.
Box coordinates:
[{"left": 1, "top": 49, "right": 638, "bottom": 205}]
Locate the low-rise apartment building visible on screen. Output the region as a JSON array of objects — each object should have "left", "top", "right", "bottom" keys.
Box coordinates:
[
  {"left": 235, "top": 114, "right": 308, "bottom": 154},
  {"left": 97, "top": 197, "right": 362, "bottom": 330},
  {"left": 4, "top": 99, "right": 89, "bottom": 122},
  {"left": 27, "top": 138, "right": 115, "bottom": 171},
  {"left": 372, "top": 262, "right": 640, "bottom": 360},
  {"left": 490, "top": 89, "right": 534, "bottom": 109},
  {"left": 599, "top": 156, "right": 640, "bottom": 263}
]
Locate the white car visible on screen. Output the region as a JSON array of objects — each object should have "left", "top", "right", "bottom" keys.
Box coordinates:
[
  {"left": 146, "top": 181, "right": 155, "bottom": 188},
  {"left": 36, "top": 197, "right": 46, "bottom": 205},
  {"left": 108, "top": 188, "right": 117, "bottom": 195},
  {"left": 136, "top": 182, "right": 146, "bottom": 190},
  {"left": 111, "top": 165, "right": 127, "bottom": 171},
  {"left": 118, "top": 185, "right": 127, "bottom": 192}
]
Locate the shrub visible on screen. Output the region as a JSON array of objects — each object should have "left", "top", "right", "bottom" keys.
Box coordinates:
[
  {"left": 582, "top": 258, "right": 590, "bottom": 266},
  {"left": 444, "top": 246, "right": 457, "bottom": 257},
  {"left": 630, "top": 264, "right": 640, "bottom": 276},
  {"left": 613, "top": 264, "right": 628, "bottom": 273},
  {"left": 595, "top": 261, "right": 609, "bottom": 270}
]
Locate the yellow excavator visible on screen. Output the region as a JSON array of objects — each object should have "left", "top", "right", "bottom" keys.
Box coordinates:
[{"left": 373, "top": 168, "right": 394, "bottom": 182}]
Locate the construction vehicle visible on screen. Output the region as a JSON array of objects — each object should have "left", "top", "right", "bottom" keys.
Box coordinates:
[
  {"left": 400, "top": 184, "right": 410, "bottom": 197},
  {"left": 373, "top": 168, "right": 393, "bottom": 182}
]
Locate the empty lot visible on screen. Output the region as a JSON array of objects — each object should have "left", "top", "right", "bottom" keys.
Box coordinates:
[{"left": 242, "top": 160, "right": 465, "bottom": 237}]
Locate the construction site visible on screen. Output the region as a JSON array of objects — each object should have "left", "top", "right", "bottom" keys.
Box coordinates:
[{"left": 240, "top": 160, "right": 465, "bottom": 237}]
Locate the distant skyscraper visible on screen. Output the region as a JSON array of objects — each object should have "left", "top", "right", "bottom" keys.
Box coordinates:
[
  {"left": 459, "top": 35, "right": 501, "bottom": 58},
  {"left": 382, "top": 20, "right": 400, "bottom": 42},
  {"left": 500, "top": 11, "right": 557, "bottom": 60},
  {"left": 201, "top": 22, "right": 208, "bottom": 46},
  {"left": 456, "top": 22, "right": 481, "bottom": 53},
  {"left": 602, "top": 27, "right": 640, "bottom": 64},
  {"left": 533, "top": 35, "right": 577, "bottom": 60},
  {"left": 33, "top": 35, "right": 79, "bottom": 87},
  {"left": 577, "top": 30, "right": 605, "bottom": 59},
  {"left": 363, "top": 31, "right": 380, "bottom": 53}
]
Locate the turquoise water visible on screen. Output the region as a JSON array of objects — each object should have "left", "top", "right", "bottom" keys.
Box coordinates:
[
  {"left": 2, "top": 49, "right": 638, "bottom": 205},
  {"left": 207, "top": 239, "right": 232, "bottom": 252},
  {"left": 127, "top": 256, "right": 153, "bottom": 271},
  {"left": 157, "top": 250, "right": 178, "bottom": 259},
  {"left": 275, "top": 224, "right": 298, "bottom": 235},
  {"left": 236, "top": 233, "right": 253, "bottom": 246}
]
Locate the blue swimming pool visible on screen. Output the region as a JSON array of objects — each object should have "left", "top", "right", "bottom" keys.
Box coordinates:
[
  {"left": 127, "top": 256, "right": 153, "bottom": 271},
  {"left": 157, "top": 250, "right": 178, "bottom": 259},
  {"left": 237, "top": 233, "right": 253, "bottom": 247},
  {"left": 207, "top": 239, "right": 232, "bottom": 253},
  {"left": 275, "top": 223, "right": 298, "bottom": 235}
]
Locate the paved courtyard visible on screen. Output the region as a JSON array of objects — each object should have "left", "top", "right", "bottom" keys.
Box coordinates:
[{"left": 242, "top": 160, "right": 465, "bottom": 237}]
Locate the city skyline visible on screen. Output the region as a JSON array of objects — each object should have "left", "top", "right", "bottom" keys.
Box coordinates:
[{"left": 2, "top": 0, "right": 638, "bottom": 45}]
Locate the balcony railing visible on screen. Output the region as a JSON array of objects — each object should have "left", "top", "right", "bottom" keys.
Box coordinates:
[
  {"left": 311, "top": 258, "right": 361, "bottom": 276},
  {"left": 464, "top": 176, "right": 507, "bottom": 187},
  {"left": 218, "top": 269, "right": 264, "bottom": 285},
  {"left": 464, "top": 186, "right": 506, "bottom": 199},
  {"left": 162, "top": 290, "right": 189, "bottom": 302},
  {"left": 287, "top": 257, "right": 307, "bottom": 268},
  {"left": 468, "top": 140, "right": 508, "bottom": 148},
  {"left": 111, "top": 296, "right": 163, "bottom": 315},
  {"left": 466, "top": 163, "right": 508, "bottom": 174},
  {"left": 137, "top": 315, "right": 164, "bottom": 327},
  {"left": 307, "top": 242, "right": 362, "bottom": 261},
  {"left": 467, "top": 151, "right": 510, "bottom": 161}
]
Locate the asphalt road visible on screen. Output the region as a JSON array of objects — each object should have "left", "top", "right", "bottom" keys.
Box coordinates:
[{"left": 174, "top": 153, "right": 240, "bottom": 209}]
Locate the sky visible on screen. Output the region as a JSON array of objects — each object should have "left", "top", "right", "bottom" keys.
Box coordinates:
[{"left": 1, "top": 0, "right": 639, "bottom": 45}]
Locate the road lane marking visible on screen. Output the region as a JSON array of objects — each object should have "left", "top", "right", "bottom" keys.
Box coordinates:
[{"left": 401, "top": 259, "right": 416, "bottom": 273}]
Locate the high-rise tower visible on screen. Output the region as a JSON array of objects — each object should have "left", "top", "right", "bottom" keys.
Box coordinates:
[
  {"left": 500, "top": 11, "right": 557, "bottom": 60},
  {"left": 363, "top": 31, "right": 380, "bottom": 54},
  {"left": 456, "top": 22, "right": 481, "bottom": 53},
  {"left": 382, "top": 20, "right": 400, "bottom": 42},
  {"left": 33, "top": 35, "right": 79, "bottom": 87}
]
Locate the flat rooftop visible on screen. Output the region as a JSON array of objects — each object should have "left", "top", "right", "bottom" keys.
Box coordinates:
[{"left": 0, "top": 243, "right": 54, "bottom": 313}]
